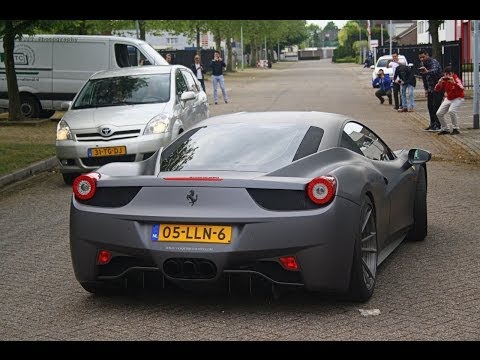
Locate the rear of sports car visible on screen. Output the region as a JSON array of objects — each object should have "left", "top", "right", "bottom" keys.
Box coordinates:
[
  {"left": 70, "top": 171, "right": 360, "bottom": 296},
  {"left": 69, "top": 117, "right": 364, "bottom": 296}
]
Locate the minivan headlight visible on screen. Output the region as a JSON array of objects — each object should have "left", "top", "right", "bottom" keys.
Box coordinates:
[
  {"left": 144, "top": 114, "right": 171, "bottom": 135},
  {"left": 56, "top": 119, "right": 72, "bottom": 140}
]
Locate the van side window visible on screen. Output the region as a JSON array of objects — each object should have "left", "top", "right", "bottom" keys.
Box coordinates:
[
  {"left": 115, "top": 44, "right": 144, "bottom": 68},
  {"left": 115, "top": 44, "right": 131, "bottom": 67}
]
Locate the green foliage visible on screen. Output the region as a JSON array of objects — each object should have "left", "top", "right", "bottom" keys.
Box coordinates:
[
  {"left": 0, "top": 143, "right": 55, "bottom": 176},
  {"left": 333, "top": 45, "right": 355, "bottom": 59}
]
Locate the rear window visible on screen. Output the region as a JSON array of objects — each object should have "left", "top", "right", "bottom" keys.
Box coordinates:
[
  {"left": 377, "top": 59, "right": 389, "bottom": 67},
  {"left": 160, "top": 123, "right": 321, "bottom": 172}
]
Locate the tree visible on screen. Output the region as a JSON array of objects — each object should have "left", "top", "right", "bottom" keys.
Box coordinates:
[
  {"left": 427, "top": 20, "right": 444, "bottom": 60},
  {"left": 323, "top": 21, "right": 338, "bottom": 32},
  {"left": 0, "top": 20, "right": 57, "bottom": 121}
]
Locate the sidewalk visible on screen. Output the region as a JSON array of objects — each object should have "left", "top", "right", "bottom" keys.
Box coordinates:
[{"left": 410, "top": 88, "right": 480, "bottom": 162}]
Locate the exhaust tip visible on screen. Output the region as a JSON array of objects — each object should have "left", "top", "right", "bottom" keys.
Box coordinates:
[{"left": 163, "top": 259, "right": 181, "bottom": 276}]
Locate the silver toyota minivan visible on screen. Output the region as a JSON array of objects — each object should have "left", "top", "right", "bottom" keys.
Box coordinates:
[{"left": 56, "top": 65, "right": 209, "bottom": 184}]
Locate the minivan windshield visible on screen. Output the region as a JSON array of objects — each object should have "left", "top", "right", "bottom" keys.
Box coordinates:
[{"left": 72, "top": 73, "right": 170, "bottom": 109}]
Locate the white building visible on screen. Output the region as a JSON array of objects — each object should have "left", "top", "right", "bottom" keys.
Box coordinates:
[{"left": 115, "top": 30, "right": 219, "bottom": 50}]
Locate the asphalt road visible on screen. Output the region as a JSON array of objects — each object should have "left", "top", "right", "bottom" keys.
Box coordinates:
[{"left": 1, "top": 60, "right": 479, "bottom": 341}]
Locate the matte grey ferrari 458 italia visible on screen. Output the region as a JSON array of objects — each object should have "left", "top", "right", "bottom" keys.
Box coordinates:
[{"left": 70, "top": 111, "right": 431, "bottom": 301}]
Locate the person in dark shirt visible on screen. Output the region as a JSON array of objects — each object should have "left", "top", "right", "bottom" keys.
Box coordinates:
[
  {"left": 418, "top": 49, "right": 444, "bottom": 131},
  {"left": 394, "top": 64, "right": 416, "bottom": 112},
  {"left": 209, "top": 50, "right": 229, "bottom": 104}
]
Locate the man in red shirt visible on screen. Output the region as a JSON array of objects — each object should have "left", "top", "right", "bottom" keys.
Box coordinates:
[{"left": 434, "top": 66, "right": 465, "bottom": 135}]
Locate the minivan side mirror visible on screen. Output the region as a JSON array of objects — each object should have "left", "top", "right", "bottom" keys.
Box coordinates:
[
  {"left": 61, "top": 101, "right": 72, "bottom": 111},
  {"left": 180, "top": 91, "right": 196, "bottom": 102}
]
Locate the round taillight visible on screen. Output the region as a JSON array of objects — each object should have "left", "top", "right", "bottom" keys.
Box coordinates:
[
  {"left": 73, "top": 173, "right": 98, "bottom": 200},
  {"left": 307, "top": 176, "right": 336, "bottom": 205}
]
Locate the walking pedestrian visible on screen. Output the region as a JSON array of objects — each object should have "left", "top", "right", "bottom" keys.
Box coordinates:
[
  {"left": 435, "top": 66, "right": 465, "bottom": 135},
  {"left": 418, "top": 49, "right": 444, "bottom": 131}
]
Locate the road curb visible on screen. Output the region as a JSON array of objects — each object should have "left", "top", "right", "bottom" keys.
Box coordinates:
[{"left": 0, "top": 157, "right": 58, "bottom": 189}]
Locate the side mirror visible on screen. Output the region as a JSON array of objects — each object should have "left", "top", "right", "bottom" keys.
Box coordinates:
[
  {"left": 180, "top": 91, "right": 196, "bottom": 102},
  {"left": 370, "top": 65, "right": 375, "bottom": 69},
  {"left": 408, "top": 148, "right": 432, "bottom": 164},
  {"left": 61, "top": 101, "right": 72, "bottom": 111}
]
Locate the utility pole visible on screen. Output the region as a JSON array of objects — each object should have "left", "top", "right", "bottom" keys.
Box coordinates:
[
  {"left": 389, "top": 20, "right": 393, "bottom": 55},
  {"left": 241, "top": 25, "right": 244, "bottom": 70},
  {"left": 381, "top": 24, "right": 383, "bottom": 46},
  {"left": 359, "top": 23, "right": 362, "bottom": 64},
  {"left": 473, "top": 20, "right": 479, "bottom": 129}
]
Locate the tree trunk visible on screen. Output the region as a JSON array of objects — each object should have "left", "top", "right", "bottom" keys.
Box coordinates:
[
  {"left": 79, "top": 20, "right": 87, "bottom": 35},
  {"left": 226, "top": 37, "right": 233, "bottom": 72},
  {"left": 250, "top": 38, "right": 257, "bottom": 67},
  {"left": 139, "top": 20, "right": 146, "bottom": 41},
  {"left": 214, "top": 32, "right": 221, "bottom": 52},
  {"left": 428, "top": 20, "right": 442, "bottom": 64},
  {"left": 196, "top": 25, "right": 201, "bottom": 55},
  {"left": 3, "top": 29, "right": 24, "bottom": 121}
]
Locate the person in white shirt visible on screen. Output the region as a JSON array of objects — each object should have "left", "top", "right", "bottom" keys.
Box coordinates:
[
  {"left": 190, "top": 55, "right": 206, "bottom": 92},
  {"left": 388, "top": 52, "right": 406, "bottom": 110}
]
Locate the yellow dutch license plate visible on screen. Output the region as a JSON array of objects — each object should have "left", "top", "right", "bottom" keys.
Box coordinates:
[
  {"left": 158, "top": 224, "right": 232, "bottom": 244},
  {"left": 88, "top": 146, "right": 127, "bottom": 157}
]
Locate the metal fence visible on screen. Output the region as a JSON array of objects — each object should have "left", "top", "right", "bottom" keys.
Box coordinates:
[{"left": 157, "top": 49, "right": 220, "bottom": 69}]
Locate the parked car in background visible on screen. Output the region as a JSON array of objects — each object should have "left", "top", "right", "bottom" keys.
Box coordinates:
[
  {"left": 370, "top": 54, "right": 410, "bottom": 80},
  {"left": 56, "top": 65, "right": 208, "bottom": 184},
  {"left": 69, "top": 111, "right": 431, "bottom": 302}
]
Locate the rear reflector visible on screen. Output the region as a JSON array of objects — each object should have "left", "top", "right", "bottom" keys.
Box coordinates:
[
  {"left": 97, "top": 250, "right": 112, "bottom": 265},
  {"left": 279, "top": 256, "right": 300, "bottom": 271}
]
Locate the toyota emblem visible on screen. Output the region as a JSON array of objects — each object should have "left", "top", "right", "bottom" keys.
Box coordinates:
[{"left": 100, "top": 127, "right": 113, "bottom": 137}]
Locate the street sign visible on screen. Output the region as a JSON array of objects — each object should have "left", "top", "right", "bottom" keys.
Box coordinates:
[{"left": 370, "top": 40, "right": 379, "bottom": 48}]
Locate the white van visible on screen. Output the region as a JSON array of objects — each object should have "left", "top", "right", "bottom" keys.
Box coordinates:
[{"left": 0, "top": 34, "right": 168, "bottom": 118}]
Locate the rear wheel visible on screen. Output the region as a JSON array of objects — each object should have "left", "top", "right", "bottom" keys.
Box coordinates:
[
  {"left": 348, "top": 196, "right": 378, "bottom": 302},
  {"left": 405, "top": 166, "right": 427, "bottom": 241},
  {"left": 20, "top": 94, "right": 40, "bottom": 118}
]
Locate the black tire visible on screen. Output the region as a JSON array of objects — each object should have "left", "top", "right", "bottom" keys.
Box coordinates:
[
  {"left": 348, "top": 196, "right": 378, "bottom": 302},
  {"left": 20, "top": 94, "right": 40, "bottom": 118},
  {"left": 62, "top": 173, "right": 78, "bottom": 185},
  {"left": 39, "top": 109, "right": 56, "bottom": 118},
  {"left": 405, "top": 166, "right": 427, "bottom": 241}
]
